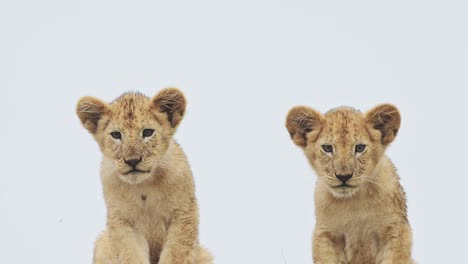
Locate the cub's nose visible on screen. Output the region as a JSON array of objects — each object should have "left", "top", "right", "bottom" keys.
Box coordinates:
[
  {"left": 336, "top": 173, "right": 353, "bottom": 183},
  {"left": 124, "top": 157, "right": 142, "bottom": 168}
]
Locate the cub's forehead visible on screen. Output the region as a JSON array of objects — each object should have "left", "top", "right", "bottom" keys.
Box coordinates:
[
  {"left": 109, "top": 92, "right": 152, "bottom": 122},
  {"left": 321, "top": 106, "right": 367, "bottom": 141},
  {"left": 324, "top": 106, "right": 362, "bottom": 121}
]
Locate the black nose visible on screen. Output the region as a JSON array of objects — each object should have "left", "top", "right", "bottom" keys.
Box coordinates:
[
  {"left": 124, "top": 157, "right": 142, "bottom": 168},
  {"left": 336, "top": 173, "right": 353, "bottom": 183}
]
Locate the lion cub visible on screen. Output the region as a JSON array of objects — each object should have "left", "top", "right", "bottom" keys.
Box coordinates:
[
  {"left": 286, "top": 104, "right": 414, "bottom": 264},
  {"left": 76, "top": 88, "right": 212, "bottom": 264}
]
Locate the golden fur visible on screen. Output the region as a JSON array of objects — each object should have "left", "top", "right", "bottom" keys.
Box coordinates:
[
  {"left": 286, "top": 104, "right": 414, "bottom": 264},
  {"left": 76, "top": 88, "right": 213, "bottom": 264}
]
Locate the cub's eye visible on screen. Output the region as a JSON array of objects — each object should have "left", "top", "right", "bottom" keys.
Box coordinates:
[
  {"left": 322, "top": 144, "right": 333, "bottom": 153},
  {"left": 355, "top": 144, "right": 366, "bottom": 153},
  {"left": 110, "top": 131, "right": 122, "bottom": 140},
  {"left": 142, "top": 129, "right": 155, "bottom": 138}
]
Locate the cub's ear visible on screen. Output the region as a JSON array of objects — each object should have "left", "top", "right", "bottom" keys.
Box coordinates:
[
  {"left": 286, "top": 106, "right": 323, "bottom": 148},
  {"left": 76, "top": 96, "right": 111, "bottom": 134},
  {"left": 151, "top": 88, "right": 186, "bottom": 128},
  {"left": 365, "top": 104, "right": 401, "bottom": 145}
]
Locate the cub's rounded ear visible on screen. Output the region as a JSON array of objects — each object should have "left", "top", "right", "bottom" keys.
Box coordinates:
[
  {"left": 365, "top": 104, "right": 401, "bottom": 145},
  {"left": 76, "top": 96, "right": 111, "bottom": 134},
  {"left": 151, "top": 88, "right": 186, "bottom": 128},
  {"left": 286, "top": 106, "right": 323, "bottom": 148}
]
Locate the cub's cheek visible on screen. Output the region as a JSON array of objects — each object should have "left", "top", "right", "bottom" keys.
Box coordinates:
[{"left": 305, "top": 150, "right": 317, "bottom": 160}]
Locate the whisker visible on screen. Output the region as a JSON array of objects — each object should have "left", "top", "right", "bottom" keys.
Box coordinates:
[{"left": 365, "top": 178, "right": 384, "bottom": 191}]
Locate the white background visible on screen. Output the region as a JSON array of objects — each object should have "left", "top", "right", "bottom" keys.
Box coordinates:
[{"left": 1, "top": 0, "right": 467, "bottom": 263}]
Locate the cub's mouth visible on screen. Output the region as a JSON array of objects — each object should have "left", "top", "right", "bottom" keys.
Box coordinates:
[
  {"left": 332, "top": 183, "right": 356, "bottom": 189},
  {"left": 124, "top": 169, "right": 150, "bottom": 175}
]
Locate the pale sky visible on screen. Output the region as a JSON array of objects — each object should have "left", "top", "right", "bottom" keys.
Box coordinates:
[{"left": 1, "top": 0, "right": 467, "bottom": 263}]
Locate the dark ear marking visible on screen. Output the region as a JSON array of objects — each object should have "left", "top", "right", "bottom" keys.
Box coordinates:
[
  {"left": 365, "top": 104, "right": 401, "bottom": 145},
  {"left": 76, "top": 96, "right": 110, "bottom": 134},
  {"left": 286, "top": 106, "right": 323, "bottom": 147},
  {"left": 151, "top": 88, "right": 186, "bottom": 128}
]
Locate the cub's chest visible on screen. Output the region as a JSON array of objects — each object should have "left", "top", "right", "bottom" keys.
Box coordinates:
[
  {"left": 124, "top": 191, "right": 172, "bottom": 239},
  {"left": 108, "top": 187, "right": 172, "bottom": 227},
  {"left": 126, "top": 191, "right": 170, "bottom": 219},
  {"left": 318, "top": 193, "right": 390, "bottom": 229},
  {"left": 317, "top": 199, "right": 391, "bottom": 263}
]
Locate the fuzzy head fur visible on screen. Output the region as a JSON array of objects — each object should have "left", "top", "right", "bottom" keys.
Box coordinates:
[
  {"left": 286, "top": 104, "right": 401, "bottom": 198},
  {"left": 76, "top": 88, "right": 186, "bottom": 184}
]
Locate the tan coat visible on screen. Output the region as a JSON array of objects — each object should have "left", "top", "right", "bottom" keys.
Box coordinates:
[
  {"left": 287, "top": 104, "right": 414, "bottom": 264},
  {"left": 77, "top": 89, "right": 212, "bottom": 264}
]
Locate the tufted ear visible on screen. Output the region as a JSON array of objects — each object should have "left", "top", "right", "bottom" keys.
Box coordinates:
[
  {"left": 286, "top": 106, "right": 323, "bottom": 148},
  {"left": 151, "top": 88, "right": 186, "bottom": 128},
  {"left": 76, "top": 96, "right": 111, "bottom": 134},
  {"left": 365, "top": 104, "right": 401, "bottom": 145}
]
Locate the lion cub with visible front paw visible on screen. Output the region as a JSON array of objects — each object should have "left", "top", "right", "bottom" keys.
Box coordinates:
[
  {"left": 286, "top": 104, "right": 414, "bottom": 264},
  {"left": 77, "top": 88, "right": 212, "bottom": 264}
]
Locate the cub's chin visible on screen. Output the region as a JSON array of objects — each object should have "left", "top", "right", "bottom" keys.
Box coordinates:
[
  {"left": 118, "top": 171, "right": 152, "bottom": 184},
  {"left": 328, "top": 185, "right": 360, "bottom": 199}
]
